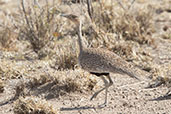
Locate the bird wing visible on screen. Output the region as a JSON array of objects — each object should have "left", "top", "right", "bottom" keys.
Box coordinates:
[{"left": 89, "top": 48, "right": 141, "bottom": 80}]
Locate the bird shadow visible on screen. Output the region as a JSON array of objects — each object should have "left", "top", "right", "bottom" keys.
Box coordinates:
[
  {"left": 0, "top": 92, "right": 20, "bottom": 107},
  {"left": 149, "top": 93, "right": 171, "bottom": 101},
  {"left": 0, "top": 97, "right": 14, "bottom": 107},
  {"left": 60, "top": 102, "right": 107, "bottom": 112},
  {"left": 60, "top": 105, "right": 96, "bottom": 111}
]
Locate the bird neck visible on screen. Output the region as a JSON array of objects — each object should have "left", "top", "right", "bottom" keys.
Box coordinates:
[{"left": 77, "top": 20, "right": 83, "bottom": 53}]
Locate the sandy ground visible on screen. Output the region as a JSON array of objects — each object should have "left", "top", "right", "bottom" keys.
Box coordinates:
[
  {"left": 0, "top": 0, "right": 171, "bottom": 114},
  {"left": 1, "top": 72, "right": 171, "bottom": 114}
]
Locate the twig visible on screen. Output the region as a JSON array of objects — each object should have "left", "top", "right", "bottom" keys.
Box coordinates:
[
  {"left": 33, "top": 0, "right": 41, "bottom": 9},
  {"left": 87, "top": 0, "right": 93, "bottom": 21},
  {"left": 116, "top": 0, "right": 126, "bottom": 11},
  {"left": 128, "top": 0, "right": 136, "bottom": 10},
  {"left": 21, "top": 0, "right": 31, "bottom": 29}
]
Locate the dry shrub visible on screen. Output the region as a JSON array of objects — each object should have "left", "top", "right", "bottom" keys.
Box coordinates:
[
  {"left": 0, "top": 63, "right": 22, "bottom": 81},
  {"left": 0, "top": 27, "right": 11, "bottom": 49},
  {"left": 27, "top": 74, "right": 52, "bottom": 89},
  {"left": 56, "top": 52, "right": 77, "bottom": 70},
  {"left": 149, "top": 64, "right": 171, "bottom": 79},
  {"left": 14, "top": 96, "right": 58, "bottom": 114},
  {"left": 0, "top": 26, "right": 17, "bottom": 51},
  {"left": 14, "top": 0, "right": 61, "bottom": 57},
  {"left": 24, "top": 69, "right": 97, "bottom": 98},
  {"left": 110, "top": 41, "right": 133, "bottom": 59},
  {"left": 52, "top": 39, "right": 78, "bottom": 70},
  {"left": 113, "top": 11, "right": 154, "bottom": 45},
  {"left": 92, "top": 2, "right": 155, "bottom": 45},
  {"left": 146, "top": 64, "right": 171, "bottom": 88},
  {"left": 53, "top": 69, "right": 98, "bottom": 94}
]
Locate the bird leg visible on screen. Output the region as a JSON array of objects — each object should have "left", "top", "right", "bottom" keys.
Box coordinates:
[
  {"left": 90, "top": 73, "right": 113, "bottom": 106},
  {"left": 103, "top": 74, "right": 113, "bottom": 106},
  {"left": 90, "top": 76, "right": 108, "bottom": 100}
]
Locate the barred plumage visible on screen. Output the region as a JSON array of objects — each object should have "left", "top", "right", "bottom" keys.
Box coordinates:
[{"left": 61, "top": 14, "right": 140, "bottom": 107}]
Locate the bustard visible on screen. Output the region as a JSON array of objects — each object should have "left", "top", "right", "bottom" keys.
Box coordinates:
[{"left": 61, "top": 14, "right": 141, "bottom": 106}]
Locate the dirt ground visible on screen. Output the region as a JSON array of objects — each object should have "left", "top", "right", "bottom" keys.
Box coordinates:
[{"left": 0, "top": 0, "right": 171, "bottom": 114}]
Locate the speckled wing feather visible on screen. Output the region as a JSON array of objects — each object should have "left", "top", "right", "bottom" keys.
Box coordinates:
[{"left": 79, "top": 48, "right": 141, "bottom": 80}]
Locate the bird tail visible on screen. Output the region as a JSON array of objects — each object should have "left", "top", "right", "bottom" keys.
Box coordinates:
[
  {"left": 122, "top": 70, "right": 141, "bottom": 81},
  {"left": 117, "top": 64, "right": 152, "bottom": 82}
]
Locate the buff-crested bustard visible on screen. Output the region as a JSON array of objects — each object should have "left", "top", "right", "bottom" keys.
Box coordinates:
[{"left": 61, "top": 14, "right": 141, "bottom": 107}]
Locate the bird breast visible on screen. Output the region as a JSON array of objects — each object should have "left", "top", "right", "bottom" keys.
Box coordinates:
[{"left": 78, "top": 48, "right": 119, "bottom": 73}]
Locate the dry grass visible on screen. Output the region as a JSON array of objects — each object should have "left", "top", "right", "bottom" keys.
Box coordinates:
[
  {"left": 26, "top": 69, "right": 98, "bottom": 98},
  {"left": 13, "top": 96, "right": 58, "bottom": 114},
  {"left": 27, "top": 73, "right": 52, "bottom": 89},
  {"left": 150, "top": 64, "right": 171, "bottom": 80},
  {"left": 92, "top": 2, "right": 155, "bottom": 45},
  {"left": 146, "top": 64, "right": 171, "bottom": 88},
  {"left": 0, "top": 58, "right": 98, "bottom": 98},
  {"left": 0, "top": 62, "right": 22, "bottom": 81},
  {"left": 110, "top": 41, "right": 134, "bottom": 59},
  {"left": 0, "top": 57, "right": 98, "bottom": 97},
  {"left": 0, "top": 25, "right": 17, "bottom": 51},
  {"left": 10, "top": 1, "right": 78, "bottom": 70},
  {"left": 53, "top": 69, "right": 98, "bottom": 93},
  {"left": 50, "top": 38, "right": 78, "bottom": 70},
  {"left": 13, "top": 1, "right": 62, "bottom": 57},
  {"left": 0, "top": 27, "right": 11, "bottom": 49}
]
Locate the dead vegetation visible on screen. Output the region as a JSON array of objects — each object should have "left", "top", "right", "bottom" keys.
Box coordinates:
[
  {"left": 0, "top": 59, "right": 97, "bottom": 99},
  {"left": 146, "top": 64, "right": 171, "bottom": 90},
  {"left": 26, "top": 69, "right": 97, "bottom": 98},
  {"left": 50, "top": 39, "right": 78, "bottom": 70},
  {"left": 14, "top": 0, "right": 62, "bottom": 58},
  {"left": 92, "top": 2, "right": 155, "bottom": 45},
  {"left": 53, "top": 70, "right": 97, "bottom": 93},
  {"left": 0, "top": 62, "right": 22, "bottom": 81},
  {"left": 14, "top": 96, "right": 58, "bottom": 114},
  {"left": 0, "top": 24, "right": 17, "bottom": 51},
  {"left": 0, "top": 27, "right": 12, "bottom": 50}
]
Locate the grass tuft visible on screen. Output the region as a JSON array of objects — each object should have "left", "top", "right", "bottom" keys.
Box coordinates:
[
  {"left": 92, "top": 3, "right": 155, "bottom": 45},
  {"left": 0, "top": 25, "right": 17, "bottom": 51},
  {"left": 14, "top": 96, "right": 58, "bottom": 114},
  {"left": 14, "top": 0, "right": 61, "bottom": 58}
]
